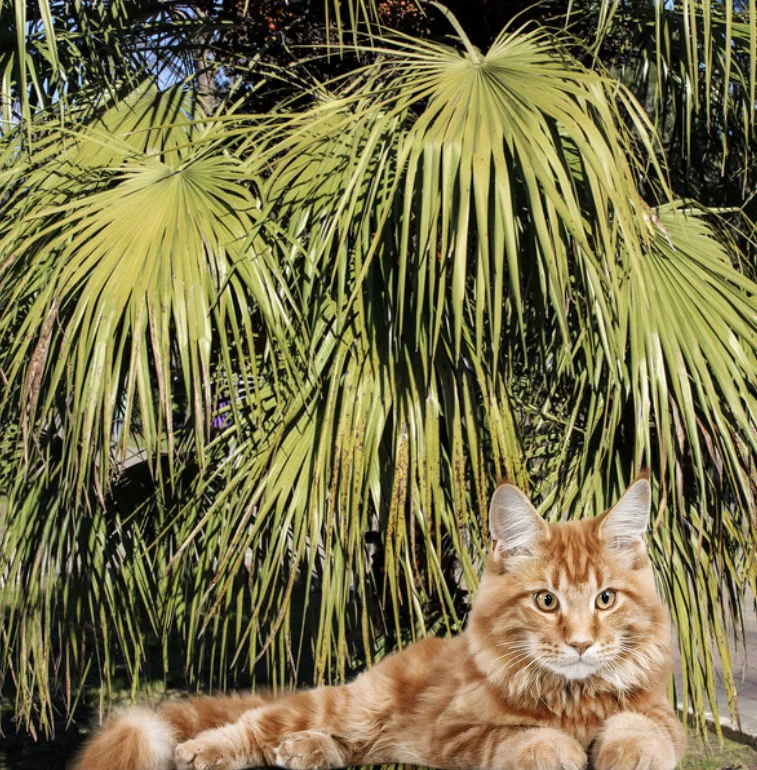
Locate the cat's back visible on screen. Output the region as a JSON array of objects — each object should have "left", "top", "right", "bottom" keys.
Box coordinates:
[{"left": 366, "top": 634, "right": 467, "bottom": 703}]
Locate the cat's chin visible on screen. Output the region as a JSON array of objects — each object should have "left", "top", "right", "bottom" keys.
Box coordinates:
[{"left": 545, "top": 660, "right": 599, "bottom": 681}]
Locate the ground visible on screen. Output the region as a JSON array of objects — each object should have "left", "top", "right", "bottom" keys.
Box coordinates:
[{"left": 679, "top": 734, "right": 757, "bottom": 770}]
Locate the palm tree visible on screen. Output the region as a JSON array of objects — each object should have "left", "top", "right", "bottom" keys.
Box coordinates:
[{"left": 0, "top": 0, "right": 755, "bottom": 743}]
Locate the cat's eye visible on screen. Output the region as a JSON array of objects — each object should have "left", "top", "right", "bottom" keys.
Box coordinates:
[
  {"left": 596, "top": 589, "right": 617, "bottom": 610},
  {"left": 534, "top": 591, "right": 559, "bottom": 612}
]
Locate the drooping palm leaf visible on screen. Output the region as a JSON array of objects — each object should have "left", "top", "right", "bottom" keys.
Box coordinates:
[
  {"left": 588, "top": 1, "right": 757, "bottom": 186},
  {"left": 262, "top": 22, "right": 664, "bottom": 363}
]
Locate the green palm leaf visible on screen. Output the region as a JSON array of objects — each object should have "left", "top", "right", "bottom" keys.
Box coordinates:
[
  {"left": 0, "top": 85, "right": 303, "bottom": 497},
  {"left": 263, "top": 23, "right": 661, "bottom": 366},
  {"left": 596, "top": 1, "right": 757, "bottom": 175}
]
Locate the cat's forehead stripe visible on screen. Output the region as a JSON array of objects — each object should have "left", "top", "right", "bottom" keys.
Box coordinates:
[{"left": 546, "top": 520, "right": 607, "bottom": 586}]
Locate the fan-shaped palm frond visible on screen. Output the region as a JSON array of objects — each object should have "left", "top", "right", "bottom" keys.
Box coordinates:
[
  {"left": 0, "top": 84, "right": 303, "bottom": 496},
  {"left": 262, "top": 23, "right": 663, "bottom": 362},
  {"left": 0, "top": 84, "right": 311, "bottom": 728}
]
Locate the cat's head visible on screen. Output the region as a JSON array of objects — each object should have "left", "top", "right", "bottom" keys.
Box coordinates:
[{"left": 469, "top": 476, "right": 670, "bottom": 691}]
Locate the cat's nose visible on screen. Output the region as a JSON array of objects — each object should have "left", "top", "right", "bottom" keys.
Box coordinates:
[{"left": 569, "top": 640, "right": 593, "bottom": 655}]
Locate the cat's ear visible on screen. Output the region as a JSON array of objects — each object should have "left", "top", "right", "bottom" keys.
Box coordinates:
[
  {"left": 489, "top": 484, "right": 548, "bottom": 559},
  {"left": 599, "top": 475, "right": 651, "bottom": 550}
]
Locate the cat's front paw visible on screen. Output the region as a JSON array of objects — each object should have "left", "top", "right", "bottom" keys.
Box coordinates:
[
  {"left": 175, "top": 736, "right": 229, "bottom": 770},
  {"left": 175, "top": 734, "right": 238, "bottom": 770},
  {"left": 175, "top": 737, "right": 224, "bottom": 770},
  {"left": 592, "top": 714, "right": 677, "bottom": 770},
  {"left": 515, "top": 728, "right": 588, "bottom": 770},
  {"left": 274, "top": 730, "right": 346, "bottom": 770}
]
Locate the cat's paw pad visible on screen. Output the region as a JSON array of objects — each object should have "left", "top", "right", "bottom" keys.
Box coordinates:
[
  {"left": 592, "top": 734, "right": 676, "bottom": 770},
  {"left": 274, "top": 730, "right": 343, "bottom": 770},
  {"left": 516, "top": 729, "right": 588, "bottom": 770},
  {"left": 175, "top": 737, "right": 228, "bottom": 770}
]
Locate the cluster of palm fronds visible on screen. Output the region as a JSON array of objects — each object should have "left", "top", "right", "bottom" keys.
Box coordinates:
[{"left": 0, "top": 0, "right": 755, "bottom": 741}]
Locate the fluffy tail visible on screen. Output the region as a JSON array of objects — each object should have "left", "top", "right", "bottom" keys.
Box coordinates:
[
  {"left": 70, "top": 707, "right": 176, "bottom": 770},
  {"left": 70, "top": 694, "right": 269, "bottom": 770}
]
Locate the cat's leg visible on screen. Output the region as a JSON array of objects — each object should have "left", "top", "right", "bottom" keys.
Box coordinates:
[
  {"left": 174, "top": 715, "right": 263, "bottom": 770},
  {"left": 270, "top": 720, "right": 588, "bottom": 770},
  {"left": 591, "top": 704, "right": 686, "bottom": 770},
  {"left": 427, "top": 724, "right": 588, "bottom": 770},
  {"left": 159, "top": 693, "right": 272, "bottom": 742},
  {"left": 174, "top": 686, "right": 364, "bottom": 770},
  {"left": 175, "top": 636, "right": 465, "bottom": 770},
  {"left": 173, "top": 706, "right": 296, "bottom": 770}
]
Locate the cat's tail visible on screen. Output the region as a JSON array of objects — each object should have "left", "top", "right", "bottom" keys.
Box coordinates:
[
  {"left": 70, "top": 694, "right": 269, "bottom": 770},
  {"left": 69, "top": 707, "right": 177, "bottom": 770}
]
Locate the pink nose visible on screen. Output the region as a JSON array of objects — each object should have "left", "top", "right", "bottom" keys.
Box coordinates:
[{"left": 569, "top": 640, "right": 593, "bottom": 655}]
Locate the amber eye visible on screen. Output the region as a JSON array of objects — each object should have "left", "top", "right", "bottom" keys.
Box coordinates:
[
  {"left": 596, "top": 589, "right": 617, "bottom": 610},
  {"left": 534, "top": 591, "right": 559, "bottom": 612}
]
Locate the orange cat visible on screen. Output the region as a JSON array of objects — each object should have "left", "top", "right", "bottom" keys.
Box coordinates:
[{"left": 72, "top": 476, "right": 685, "bottom": 770}]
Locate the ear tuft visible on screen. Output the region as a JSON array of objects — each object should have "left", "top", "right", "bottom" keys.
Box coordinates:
[
  {"left": 489, "top": 484, "right": 547, "bottom": 559},
  {"left": 600, "top": 477, "right": 651, "bottom": 549}
]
